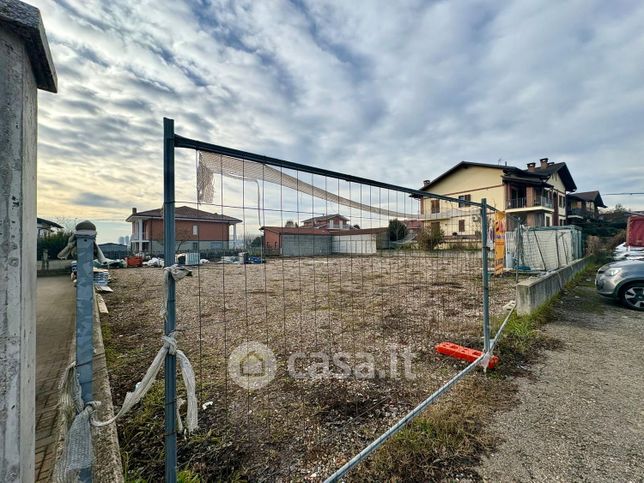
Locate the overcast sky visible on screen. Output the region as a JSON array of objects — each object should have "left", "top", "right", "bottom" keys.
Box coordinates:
[{"left": 33, "top": 0, "right": 644, "bottom": 243}]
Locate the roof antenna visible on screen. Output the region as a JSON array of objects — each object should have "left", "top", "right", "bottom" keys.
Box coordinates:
[{"left": 497, "top": 157, "right": 503, "bottom": 165}]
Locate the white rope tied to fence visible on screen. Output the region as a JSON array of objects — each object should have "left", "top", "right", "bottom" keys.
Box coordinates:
[
  {"left": 56, "top": 264, "right": 198, "bottom": 477},
  {"left": 90, "top": 332, "right": 198, "bottom": 432}
]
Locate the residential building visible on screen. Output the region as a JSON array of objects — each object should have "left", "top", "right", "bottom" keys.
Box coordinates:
[
  {"left": 417, "top": 158, "right": 578, "bottom": 233},
  {"left": 126, "top": 206, "right": 241, "bottom": 254},
  {"left": 566, "top": 191, "right": 607, "bottom": 223},
  {"left": 37, "top": 217, "right": 62, "bottom": 238},
  {"left": 301, "top": 214, "right": 351, "bottom": 230}
]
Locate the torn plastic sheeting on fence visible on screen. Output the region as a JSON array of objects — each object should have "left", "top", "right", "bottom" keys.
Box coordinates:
[
  {"left": 56, "top": 264, "right": 199, "bottom": 477},
  {"left": 56, "top": 333, "right": 198, "bottom": 477},
  {"left": 57, "top": 232, "right": 108, "bottom": 264},
  {"left": 90, "top": 332, "right": 198, "bottom": 432}
]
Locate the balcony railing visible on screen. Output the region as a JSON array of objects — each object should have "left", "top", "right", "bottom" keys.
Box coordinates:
[
  {"left": 568, "top": 207, "right": 596, "bottom": 218},
  {"left": 507, "top": 196, "right": 553, "bottom": 210}
]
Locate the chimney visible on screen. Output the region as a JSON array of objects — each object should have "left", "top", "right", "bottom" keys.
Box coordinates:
[
  {"left": 132, "top": 207, "right": 137, "bottom": 214},
  {"left": 423, "top": 179, "right": 431, "bottom": 185},
  {"left": 527, "top": 162, "right": 536, "bottom": 172},
  {"left": 540, "top": 158, "right": 548, "bottom": 168}
]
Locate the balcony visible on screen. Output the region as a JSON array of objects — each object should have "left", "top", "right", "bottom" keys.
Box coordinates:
[
  {"left": 130, "top": 233, "right": 150, "bottom": 242},
  {"left": 507, "top": 196, "right": 553, "bottom": 210},
  {"left": 568, "top": 207, "right": 596, "bottom": 219}
]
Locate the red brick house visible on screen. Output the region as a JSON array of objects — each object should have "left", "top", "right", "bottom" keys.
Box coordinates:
[{"left": 126, "top": 206, "right": 241, "bottom": 255}]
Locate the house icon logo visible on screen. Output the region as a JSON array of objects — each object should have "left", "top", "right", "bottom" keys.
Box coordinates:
[{"left": 228, "top": 341, "right": 277, "bottom": 390}]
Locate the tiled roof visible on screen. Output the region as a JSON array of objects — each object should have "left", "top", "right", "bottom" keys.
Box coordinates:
[
  {"left": 301, "top": 213, "right": 350, "bottom": 223},
  {"left": 261, "top": 226, "right": 387, "bottom": 235},
  {"left": 126, "top": 206, "right": 241, "bottom": 223},
  {"left": 420, "top": 160, "right": 577, "bottom": 192},
  {"left": 567, "top": 191, "right": 606, "bottom": 207}
]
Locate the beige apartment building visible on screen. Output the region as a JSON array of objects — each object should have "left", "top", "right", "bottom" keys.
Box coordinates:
[{"left": 417, "top": 158, "right": 578, "bottom": 235}]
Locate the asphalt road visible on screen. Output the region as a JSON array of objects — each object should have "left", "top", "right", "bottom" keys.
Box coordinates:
[{"left": 479, "top": 275, "right": 644, "bottom": 482}]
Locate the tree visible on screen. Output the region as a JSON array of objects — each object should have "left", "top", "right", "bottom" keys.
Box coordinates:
[
  {"left": 37, "top": 230, "right": 73, "bottom": 260},
  {"left": 285, "top": 220, "right": 298, "bottom": 228},
  {"left": 53, "top": 216, "right": 80, "bottom": 232},
  {"left": 388, "top": 219, "right": 408, "bottom": 242},
  {"left": 174, "top": 225, "right": 196, "bottom": 253}
]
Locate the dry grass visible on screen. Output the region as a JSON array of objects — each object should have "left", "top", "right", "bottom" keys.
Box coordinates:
[
  {"left": 103, "top": 253, "right": 516, "bottom": 481},
  {"left": 350, "top": 374, "right": 514, "bottom": 482}
]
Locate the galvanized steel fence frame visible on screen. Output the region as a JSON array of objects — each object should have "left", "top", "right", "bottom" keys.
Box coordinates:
[{"left": 161, "top": 118, "right": 516, "bottom": 482}]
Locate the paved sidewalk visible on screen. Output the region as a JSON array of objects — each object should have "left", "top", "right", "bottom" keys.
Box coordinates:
[
  {"left": 479, "top": 277, "right": 644, "bottom": 482},
  {"left": 35, "top": 276, "right": 75, "bottom": 482}
]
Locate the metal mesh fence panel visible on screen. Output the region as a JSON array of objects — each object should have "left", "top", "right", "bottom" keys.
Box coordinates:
[
  {"left": 506, "top": 225, "right": 583, "bottom": 271},
  {"left": 106, "top": 131, "right": 518, "bottom": 480},
  {"left": 146, "top": 149, "right": 514, "bottom": 480}
]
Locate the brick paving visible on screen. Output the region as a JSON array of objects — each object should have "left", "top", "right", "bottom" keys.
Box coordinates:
[{"left": 35, "top": 277, "right": 75, "bottom": 482}]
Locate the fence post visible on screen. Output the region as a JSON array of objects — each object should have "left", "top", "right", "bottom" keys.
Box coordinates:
[
  {"left": 163, "top": 117, "right": 177, "bottom": 482},
  {"left": 480, "top": 199, "right": 490, "bottom": 354},
  {"left": 75, "top": 220, "right": 96, "bottom": 482}
]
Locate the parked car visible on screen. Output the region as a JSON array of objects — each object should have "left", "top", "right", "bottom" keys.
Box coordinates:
[{"left": 596, "top": 260, "right": 644, "bottom": 311}]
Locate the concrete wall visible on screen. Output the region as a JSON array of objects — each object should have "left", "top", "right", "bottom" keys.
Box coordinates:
[
  {"left": 0, "top": 24, "right": 38, "bottom": 482},
  {"left": 281, "top": 234, "right": 332, "bottom": 256},
  {"left": 149, "top": 239, "right": 231, "bottom": 255},
  {"left": 516, "top": 257, "right": 592, "bottom": 315},
  {"left": 0, "top": 3, "right": 56, "bottom": 479},
  {"left": 91, "top": 297, "right": 124, "bottom": 482},
  {"left": 279, "top": 234, "right": 378, "bottom": 256}
]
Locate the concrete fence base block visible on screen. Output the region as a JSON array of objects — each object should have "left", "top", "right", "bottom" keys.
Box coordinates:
[{"left": 516, "top": 257, "right": 592, "bottom": 315}]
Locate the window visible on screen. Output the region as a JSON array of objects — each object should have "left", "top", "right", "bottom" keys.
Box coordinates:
[
  {"left": 458, "top": 194, "right": 471, "bottom": 207},
  {"left": 192, "top": 224, "right": 198, "bottom": 236},
  {"left": 192, "top": 241, "right": 199, "bottom": 250},
  {"left": 431, "top": 199, "right": 440, "bottom": 214},
  {"left": 458, "top": 219, "right": 465, "bottom": 233},
  {"left": 559, "top": 195, "right": 564, "bottom": 208},
  {"left": 545, "top": 216, "right": 551, "bottom": 227}
]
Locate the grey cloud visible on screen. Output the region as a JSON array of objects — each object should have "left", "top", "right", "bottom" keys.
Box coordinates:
[
  {"left": 73, "top": 192, "right": 123, "bottom": 208},
  {"left": 30, "top": 0, "right": 644, "bottom": 221}
]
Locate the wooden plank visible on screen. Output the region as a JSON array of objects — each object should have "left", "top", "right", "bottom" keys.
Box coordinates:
[{"left": 96, "top": 294, "right": 109, "bottom": 314}]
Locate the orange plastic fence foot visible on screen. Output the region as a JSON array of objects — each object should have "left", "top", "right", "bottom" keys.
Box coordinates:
[{"left": 435, "top": 342, "right": 499, "bottom": 369}]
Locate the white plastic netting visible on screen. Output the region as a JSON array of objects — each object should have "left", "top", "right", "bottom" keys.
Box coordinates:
[{"left": 197, "top": 151, "right": 412, "bottom": 219}]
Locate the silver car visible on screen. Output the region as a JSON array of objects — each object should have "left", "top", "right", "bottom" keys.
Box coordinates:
[{"left": 596, "top": 260, "right": 644, "bottom": 311}]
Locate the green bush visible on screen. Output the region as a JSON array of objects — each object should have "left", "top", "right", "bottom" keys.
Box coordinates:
[
  {"left": 36, "top": 231, "right": 72, "bottom": 260},
  {"left": 416, "top": 227, "right": 444, "bottom": 251}
]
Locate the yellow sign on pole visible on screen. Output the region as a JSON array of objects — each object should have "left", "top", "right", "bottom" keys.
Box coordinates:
[{"left": 494, "top": 211, "right": 506, "bottom": 275}]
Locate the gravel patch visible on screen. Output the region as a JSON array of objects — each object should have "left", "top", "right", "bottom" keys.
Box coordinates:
[
  {"left": 479, "top": 277, "right": 644, "bottom": 482},
  {"left": 104, "top": 253, "right": 515, "bottom": 480}
]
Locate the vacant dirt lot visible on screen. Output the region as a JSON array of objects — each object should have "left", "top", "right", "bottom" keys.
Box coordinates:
[{"left": 103, "top": 253, "right": 516, "bottom": 480}]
